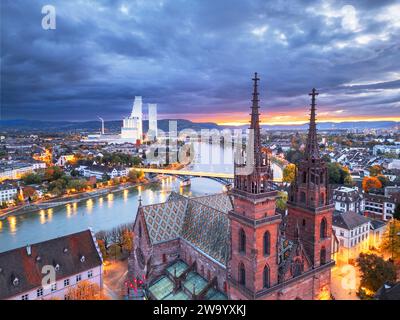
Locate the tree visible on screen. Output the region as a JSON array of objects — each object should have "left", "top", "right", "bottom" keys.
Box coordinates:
[
  {"left": 285, "top": 150, "right": 304, "bottom": 165},
  {"left": 362, "top": 176, "right": 382, "bottom": 193},
  {"left": 122, "top": 229, "right": 134, "bottom": 252},
  {"left": 97, "top": 239, "right": 108, "bottom": 259},
  {"left": 128, "top": 169, "right": 144, "bottom": 183},
  {"left": 394, "top": 204, "right": 400, "bottom": 221},
  {"left": 376, "top": 175, "right": 389, "bottom": 188},
  {"left": 380, "top": 219, "right": 400, "bottom": 263},
  {"left": 66, "top": 280, "right": 108, "bottom": 300},
  {"left": 327, "top": 162, "right": 351, "bottom": 185},
  {"left": 44, "top": 166, "right": 64, "bottom": 181},
  {"left": 276, "top": 191, "right": 288, "bottom": 211},
  {"left": 369, "top": 165, "right": 383, "bottom": 177},
  {"left": 357, "top": 253, "right": 396, "bottom": 296},
  {"left": 283, "top": 164, "right": 296, "bottom": 184},
  {"left": 102, "top": 173, "right": 110, "bottom": 182},
  {"left": 22, "top": 173, "right": 42, "bottom": 185}
]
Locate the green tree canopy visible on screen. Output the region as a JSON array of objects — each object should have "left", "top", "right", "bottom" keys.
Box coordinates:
[{"left": 357, "top": 253, "right": 396, "bottom": 294}]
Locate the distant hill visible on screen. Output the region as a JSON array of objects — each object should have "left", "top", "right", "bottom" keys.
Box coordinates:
[
  {"left": 0, "top": 119, "right": 398, "bottom": 133},
  {"left": 0, "top": 119, "right": 222, "bottom": 133}
]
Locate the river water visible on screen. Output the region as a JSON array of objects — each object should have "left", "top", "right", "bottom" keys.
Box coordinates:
[{"left": 0, "top": 142, "right": 282, "bottom": 252}]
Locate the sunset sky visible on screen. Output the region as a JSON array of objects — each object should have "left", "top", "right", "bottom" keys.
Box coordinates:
[{"left": 1, "top": 0, "right": 399, "bottom": 125}]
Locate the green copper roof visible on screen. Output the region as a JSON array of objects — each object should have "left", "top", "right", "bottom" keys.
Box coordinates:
[
  {"left": 166, "top": 260, "right": 188, "bottom": 278},
  {"left": 148, "top": 276, "right": 174, "bottom": 300}
]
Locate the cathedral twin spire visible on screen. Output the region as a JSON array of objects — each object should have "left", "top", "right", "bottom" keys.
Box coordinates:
[
  {"left": 305, "top": 88, "right": 321, "bottom": 160},
  {"left": 234, "top": 73, "right": 323, "bottom": 196}
]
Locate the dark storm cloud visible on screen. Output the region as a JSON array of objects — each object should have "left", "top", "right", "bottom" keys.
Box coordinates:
[{"left": 1, "top": 0, "right": 399, "bottom": 121}]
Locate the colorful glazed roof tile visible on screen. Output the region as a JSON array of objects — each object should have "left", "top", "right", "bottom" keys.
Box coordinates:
[{"left": 141, "top": 193, "right": 231, "bottom": 265}]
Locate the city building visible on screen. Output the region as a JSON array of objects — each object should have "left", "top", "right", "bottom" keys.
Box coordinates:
[
  {"left": 374, "top": 282, "right": 400, "bottom": 300},
  {"left": 0, "top": 183, "right": 18, "bottom": 205},
  {"left": 364, "top": 193, "right": 396, "bottom": 221},
  {"left": 121, "top": 96, "right": 143, "bottom": 142},
  {"left": 56, "top": 155, "right": 75, "bottom": 167},
  {"left": 333, "top": 186, "right": 364, "bottom": 214},
  {"left": 81, "top": 164, "right": 129, "bottom": 180},
  {"left": 147, "top": 103, "right": 158, "bottom": 141},
  {"left": 129, "top": 75, "right": 334, "bottom": 300},
  {"left": 0, "top": 162, "right": 35, "bottom": 181},
  {"left": 0, "top": 229, "right": 103, "bottom": 300},
  {"left": 373, "top": 145, "right": 400, "bottom": 156},
  {"left": 332, "top": 211, "right": 370, "bottom": 264},
  {"left": 368, "top": 219, "right": 387, "bottom": 250}
]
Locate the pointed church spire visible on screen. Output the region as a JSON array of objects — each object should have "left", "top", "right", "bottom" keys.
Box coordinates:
[
  {"left": 250, "top": 72, "right": 262, "bottom": 167},
  {"left": 305, "top": 88, "right": 320, "bottom": 160}
]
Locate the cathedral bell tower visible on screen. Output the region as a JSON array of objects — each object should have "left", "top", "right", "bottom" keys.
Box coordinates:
[
  {"left": 228, "top": 73, "right": 281, "bottom": 300},
  {"left": 286, "top": 89, "right": 334, "bottom": 267}
]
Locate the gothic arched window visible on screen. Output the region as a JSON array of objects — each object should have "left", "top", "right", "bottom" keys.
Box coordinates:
[
  {"left": 320, "top": 192, "right": 325, "bottom": 206},
  {"left": 138, "top": 222, "right": 142, "bottom": 238},
  {"left": 300, "top": 192, "right": 306, "bottom": 203},
  {"left": 293, "top": 260, "right": 303, "bottom": 277},
  {"left": 320, "top": 247, "right": 327, "bottom": 265},
  {"left": 263, "top": 265, "right": 270, "bottom": 288},
  {"left": 239, "top": 262, "right": 246, "bottom": 286},
  {"left": 239, "top": 228, "right": 246, "bottom": 254},
  {"left": 263, "top": 231, "right": 270, "bottom": 256},
  {"left": 320, "top": 218, "right": 327, "bottom": 239},
  {"left": 302, "top": 172, "right": 307, "bottom": 183}
]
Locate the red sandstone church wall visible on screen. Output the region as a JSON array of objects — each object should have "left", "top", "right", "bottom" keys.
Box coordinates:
[
  {"left": 180, "top": 240, "right": 228, "bottom": 294},
  {"left": 229, "top": 267, "right": 331, "bottom": 300}
]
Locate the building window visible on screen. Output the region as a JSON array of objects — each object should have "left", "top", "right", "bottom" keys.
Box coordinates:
[
  {"left": 239, "top": 228, "right": 246, "bottom": 254},
  {"left": 293, "top": 260, "right": 303, "bottom": 277},
  {"left": 37, "top": 288, "right": 43, "bottom": 297},
  {"left": 138, "top": 222, "right": 142, "bottom": 238},
  {"left": 64, "top": 279, "right": 70, "bottom": 287},
  {"left": 320, "top": 218, "right": 327, "bottom": 239},
  {"left": 88, "top": 270, "right": 93, "bottom": 278},
  {"left": 239, "top": 262, "right": 246, "bottom": 286},
  {"left": 21, "top": 294, "right": 29, "bottom": 300},
  {"left": 263, "top": 265, "right": 270, "bottom": 288},
  {"left": 76, "top": 274, "right": 82, "bottom": 283},
  {"left": 320, "top": 247, "right": 327, "bottom": 265},
  {"left": 302, "top": 219, "right": 306, "bottom": 227},
  {"left": 300, "top": 191, "right": 306, "bottom": 203},
  {"left": 263, "top": 231, "right": 270, "bottom": 256},
  {"left": 162, "top": 253, "right": 167, "bottom": 263},
  {"left": 207, "top": 270, "right": 211, "bottom": 281},
  {"left": 51, "top": 283, "right": 57, "bottom": 292}
]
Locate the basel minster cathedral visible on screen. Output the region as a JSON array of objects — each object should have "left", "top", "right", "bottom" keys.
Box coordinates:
[{"left": 129, "top": 73, "right": 335, "bottom": 300}]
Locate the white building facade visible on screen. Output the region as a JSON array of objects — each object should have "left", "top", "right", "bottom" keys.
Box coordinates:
[
  {"left": 332, "top": 211, "right": 371, "bottom": 264},
  {"left": 121, "top": 96, "right": 143, "bottom": 142},
  {"left": 148, "top": 103, "right": 158, "bottom": 141},
  {"left": 0, "top": 229, "right": 103, "bottom": 300},
  {"left": 0, "top": 184, "right": 18, "bottom": 204},
  {"left": 333, "top": 186, "right": 364, "bottom": 214}
]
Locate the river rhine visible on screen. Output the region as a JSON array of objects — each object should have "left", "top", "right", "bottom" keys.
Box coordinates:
[{"left": 0, "top": 143, "right": 282, "bottom": 252}]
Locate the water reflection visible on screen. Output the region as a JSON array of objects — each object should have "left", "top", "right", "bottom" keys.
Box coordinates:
[{"left": 0, "top": 143, "right": 282, "bottom": 252}]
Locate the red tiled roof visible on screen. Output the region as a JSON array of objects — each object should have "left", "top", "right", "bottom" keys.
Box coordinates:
[{"left": 0, "top": 229, "right": 102, "bottom": 299}]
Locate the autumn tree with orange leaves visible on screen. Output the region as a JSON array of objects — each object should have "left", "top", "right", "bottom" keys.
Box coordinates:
[
  {"left": 362, "top": 176, "right": 382, "bottom": 193},
  {"left": 66, "top": 281, "right": 108, "bottom": 300}
]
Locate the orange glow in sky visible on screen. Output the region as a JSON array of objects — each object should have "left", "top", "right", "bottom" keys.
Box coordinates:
[{"left": 177, "top": 112, "right": 400, "bottom": 126}]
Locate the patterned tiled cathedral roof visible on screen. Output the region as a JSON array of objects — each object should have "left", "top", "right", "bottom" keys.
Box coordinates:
[
  {"left": 181, "top": 200, "right": 230, "bottom": 265},
  {"left": 141, "top": 192, "right": 231, "bottom": 265},
  {"left": 141, "top": 199, "right": 189, "bottom": 244},
  {"left": 191, "top": 193, "right": 233, "bottom": 213}
]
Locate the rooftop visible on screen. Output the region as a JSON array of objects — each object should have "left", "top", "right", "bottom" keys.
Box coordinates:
[{"left": 0, "top": 229, "right": 102, "bottom": 300}]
